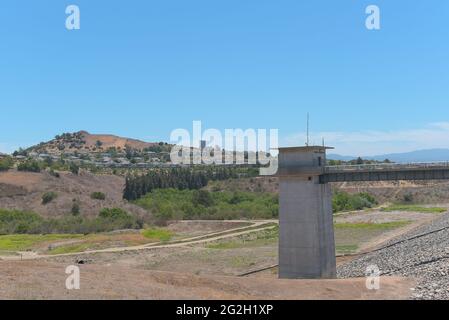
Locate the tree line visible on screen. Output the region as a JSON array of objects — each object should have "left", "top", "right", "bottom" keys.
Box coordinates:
[{"left": 123, "top": 166, "right": 258, "bottom": 201}]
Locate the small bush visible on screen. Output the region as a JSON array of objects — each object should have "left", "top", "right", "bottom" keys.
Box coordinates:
[
  {"left": 403, "top": 193, "right": 414, "bottom": 203},
  {"left": 90, "top": 192, "right": 106, "bottom": 200},
  {"left": 42, "top": 192, "right": 58, "bottom": 205},
  {"left": 48, "top": 169, "right": 60, "bottom": 178},
  {"left": 98, "top": 208, "right": 142, "bottom": 230},
  {"left": 99, "top": 208, "right": 129, "bottom": 220},
  {"left": 69, "top": 163, "right": 79, "bottom": 175},
  {"left": 71, "top": 199, "right": 80, "bottom": 216}
]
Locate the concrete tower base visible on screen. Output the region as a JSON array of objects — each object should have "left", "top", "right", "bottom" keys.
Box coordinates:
[{"left": 277, "top": 146, "right": 337, "bottom": 279}]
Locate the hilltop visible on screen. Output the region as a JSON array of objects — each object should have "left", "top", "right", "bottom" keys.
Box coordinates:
[
  {"left": 9, "top": 131, "right": 173, "bottom": 168},
  {"left": 24, "top": 131, "right": 162, "bottom": 155}
]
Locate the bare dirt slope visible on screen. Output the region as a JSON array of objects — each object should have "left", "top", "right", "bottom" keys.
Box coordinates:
[
  {"left": 0, "top": 260, "right": 414, "bottom": 300},
  {"left": 79, "top": 131, "right": 157, "bottom": 151},
  {"left": 0, "top": 170, "right": 148, "bottom": 218}
]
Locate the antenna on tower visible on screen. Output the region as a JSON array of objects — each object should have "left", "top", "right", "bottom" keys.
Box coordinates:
[{"left": 306, "top": 113, "right": 310, "bottom": 146}]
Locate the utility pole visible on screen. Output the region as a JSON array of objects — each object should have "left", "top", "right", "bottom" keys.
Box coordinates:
[{"left": 306, "top": 113, "right": 310, "bottom": 147}]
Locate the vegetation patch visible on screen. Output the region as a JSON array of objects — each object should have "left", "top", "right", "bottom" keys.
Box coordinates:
[
  {"left": 335, "top": 221, "right": 411, "bottom": 230},
  {"left": 91, "top": 192, "right": 106, "bottom": 200},
  {"left": 0, "top": 156, "right": 14, "bottom": 171},
  {"left": 135, "top": 189, "right": 278, "bottom": 221},
  {"left": 0, "top": 209, "right": 45, "bottom": 234},
  {"left": 17, "top": 159, "right": 41, "bottom": 172},
  {"left": 381, "top": 205, "right": 446, "bottom": 214},
  {"left": 141, "top": 228, "right": 173, "bottom": 242},
  {"left": 124, "top": 166, "right": 259, "bottom": 201},
  {"left": 42, "top": 192, "right": 58, "bottom": 205},
  {"left": 0, "top": 208, "right": 143, "bottom": 235},
  {"left": 336, "top": 244, "right": 359, "bottom": 255},
  {"left": 334, "top": 221, "right": 410, "bottom": 255},
  {"left": 333, "top": 191, "right": 378, "bottom": 213},
  {"left": 0, "top": 234, "right": 83, "bottom": 251}
]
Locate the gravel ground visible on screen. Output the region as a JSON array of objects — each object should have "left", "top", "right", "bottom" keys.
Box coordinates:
[{"left": 338, "top": 213, "right": 449, "bottom": 300}]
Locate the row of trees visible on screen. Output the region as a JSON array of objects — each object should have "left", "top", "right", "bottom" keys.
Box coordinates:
[
  {"left": 328, "top": 157, "right": 392, "bottom": 166},
  {"left": 123, "top": 166, "right": 256, "bottom": 201},
  {"left": 14, "top": 158, "right": 80, "bottom": 175}
]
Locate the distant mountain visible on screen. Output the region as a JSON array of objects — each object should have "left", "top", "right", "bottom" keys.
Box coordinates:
[
  {"left": 327, "top": 154, "right": 356, "bottom": 161},
  {"left": 328, "top": 149, "right": 449, "bottom": 163}
]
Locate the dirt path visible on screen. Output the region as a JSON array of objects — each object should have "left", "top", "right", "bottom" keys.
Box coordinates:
[{"left": 1, "top": 220, "right": 278, "bottom": 261}]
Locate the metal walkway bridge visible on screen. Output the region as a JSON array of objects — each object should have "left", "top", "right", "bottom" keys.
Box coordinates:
[{"left": 320, "top": 162, "right": 449, "bottom": 183}]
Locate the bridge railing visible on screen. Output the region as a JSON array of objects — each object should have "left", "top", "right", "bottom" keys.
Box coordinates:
[{"left": 324, "top": 161, "right": 449, "bottom": 173}]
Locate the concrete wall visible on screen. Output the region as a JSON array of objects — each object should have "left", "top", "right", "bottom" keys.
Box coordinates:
[{"left": 279, "top": 176, "right": 336, "bottom": 278}]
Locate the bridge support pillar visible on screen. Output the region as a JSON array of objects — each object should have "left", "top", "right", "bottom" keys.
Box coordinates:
[{"left": 278, "top": 146, "right": 336, "bottom": 279}]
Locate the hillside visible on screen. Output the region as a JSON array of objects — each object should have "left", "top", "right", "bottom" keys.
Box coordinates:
[
  {"left": 0, "top": 170, "right": 148, "bottom": 218},
  {"left": 25, "top": 131, "right": 162, "bottom": 155}
]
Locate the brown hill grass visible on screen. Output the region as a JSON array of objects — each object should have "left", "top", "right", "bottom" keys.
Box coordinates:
[
  {"left": 0, "top": 170, "right": 149, "bottom": 218},
  {"left": 79, "top": 131, "right": 157, "bottom": 151}
]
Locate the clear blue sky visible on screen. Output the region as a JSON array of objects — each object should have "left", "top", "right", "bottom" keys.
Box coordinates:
[{"left": 1, "top": 1, "right": 449, "bottom": 155}]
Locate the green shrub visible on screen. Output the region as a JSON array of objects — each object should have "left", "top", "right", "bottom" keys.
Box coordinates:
[
  {"left": 99, "top": 208, "right": 129, "bottom": 220},
  {"left": 42, "top": 192, "right": 58, "bottom": 205},
  {"left": 90, "top": 192, "right": 106, "bottom": 200},
  {"left": 71, "top": 199, "right": 80, "bottom": 216},
  {"left": 0, "top": 157, "right": 14, "bottom": 171},
  {"left": 192, "top": 190, "right": 214, "bottom": 207},
  {"left": 403, "top": 193, "right": 414, "bottom": 203},
  {"left": 98, "top": 208, "right": 142, "bottom": 230},
  {"left": 69, "top": 163, "right": 80, "bottom": 175},
  {"left": 48, "top": 169, "right": 60, "bottom": 178},
  {"left": 332, "top": 191, "right": 377, "bottom": 213},
  {"left": 17, "top": 159, "right": 41, "bottom": 172}
]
